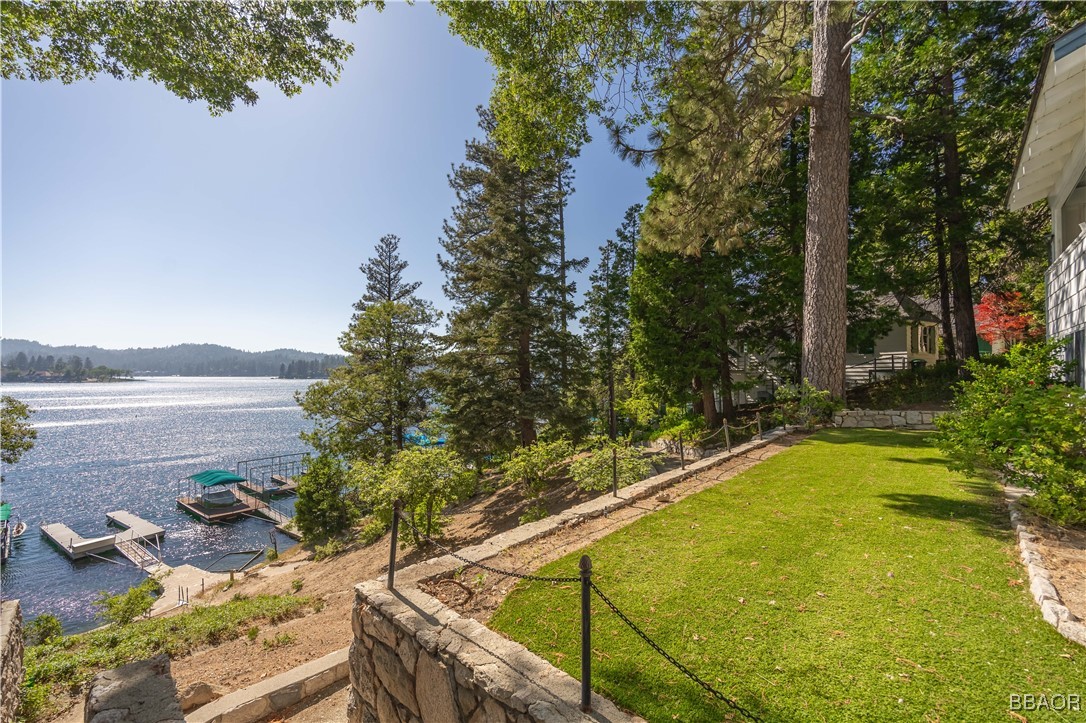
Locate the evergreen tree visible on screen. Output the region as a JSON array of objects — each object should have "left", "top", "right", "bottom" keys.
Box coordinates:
[
  {"left": 14, "top": 352, "right": 28, "bottom": 371},
  {"left": 583, "top": 205, "right": 639, "bottom": 440},
  {"left": 434, "top": 108, "right": 582, "bottom": 458},
  {"left": 630, "top": 241, "right": 743, "bottom": 427},
  {"left": 298, "top": 235, "right": 437, "bottom": 462}
]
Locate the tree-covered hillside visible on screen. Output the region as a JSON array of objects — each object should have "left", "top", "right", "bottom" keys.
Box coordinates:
[{"left": 0, "top": 340, "right": 342, "bottom": 378}]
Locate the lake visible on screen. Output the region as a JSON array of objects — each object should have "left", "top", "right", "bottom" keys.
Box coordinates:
[{"left": 0, "top": 377, "right": 314, "bottom": 632}]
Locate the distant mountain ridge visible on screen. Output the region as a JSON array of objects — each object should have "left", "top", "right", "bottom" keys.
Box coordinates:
[{"left": 1, "top": 339, "right": 343, "bottom": 377}]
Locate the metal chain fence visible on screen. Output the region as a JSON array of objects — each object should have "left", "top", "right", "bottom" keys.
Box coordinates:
[
  {"left": 590, "top": 581, "right": 761, "bottom": 721},
  {"left": 395, "top": 510, "right": 580, "bottom": 583},
  {"left": 391, "top": 508, "right": 762, "bottom": 720}
]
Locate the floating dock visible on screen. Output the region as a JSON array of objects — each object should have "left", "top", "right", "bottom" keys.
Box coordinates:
[
  {"left": 41, "top": 510, "right": 166, "bottom": 571},
  {"left": 239, "top": 473, "right": 298, "bottom": 497},
  {"left": 176, "top": 495, "right": 255, "bottom": 523}
]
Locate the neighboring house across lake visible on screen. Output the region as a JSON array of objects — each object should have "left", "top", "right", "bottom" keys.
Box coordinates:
[{"left": 1008, "top": 21, "right": 1086, "bottom": 388}]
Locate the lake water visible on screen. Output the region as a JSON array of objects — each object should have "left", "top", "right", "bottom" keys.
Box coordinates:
[{"left": 0, "top": 377, "right": 314, "bottom": 633}]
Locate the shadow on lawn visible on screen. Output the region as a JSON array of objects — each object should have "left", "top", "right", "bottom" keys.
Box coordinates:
[
  {"left": 595, "top": 660, "right": 776, "bottom": 722},
  {"left": 878, "top": 484, "right": 1011, "bottom": 540},
  {"left": 810, "top": 428, "right": 934, "bottom": 447},
  {"left": 886, "top": 455, "right": 949, "bottom": 467}
]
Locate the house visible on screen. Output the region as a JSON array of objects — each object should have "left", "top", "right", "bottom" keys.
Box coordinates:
[
  {"left": 845, "top": 293, "right": 943, "bottom": 388},
  {"left": 1008, "top": 21, "right": 1086, "bottom": 388}
]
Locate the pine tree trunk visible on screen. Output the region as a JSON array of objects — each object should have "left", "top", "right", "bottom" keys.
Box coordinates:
[
  {"left": 932, "top": 150, "right": 957, "bottom": 365},
  {"left": 939, "top": 64, "right": 979, "bottom": 361},
  {"left": 607, "top": 367, "right": 617, "bottom": 441},
  {"left": 518, "top": 301, "right": 536, "bottom": 446},
  {"left": 788, "top": 118, "right": 804, "bottom": 375},
  {"left": 719, "top": 314, "right": 736, "bottom": 423},
  {"left": 801, "top": 0, "right": 851, "bottom": 400}
]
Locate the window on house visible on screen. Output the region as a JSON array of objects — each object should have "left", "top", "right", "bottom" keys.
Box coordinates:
[
  {"left": 1068, "top": 330, "right": 1085, "bottom": 389},
  {"left": 921, "top": 325, "right": 936, "bottom": 355},
  {"left": 909, "top": 325, "right": 919, "bottom": 354}
]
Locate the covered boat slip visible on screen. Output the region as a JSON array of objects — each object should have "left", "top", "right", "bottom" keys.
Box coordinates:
[
  {"left": 176, "top": 469, "right": 254, "bottom": 522},
  {"left": 177, "top": 468, "right": 295, "bottom": 527}
]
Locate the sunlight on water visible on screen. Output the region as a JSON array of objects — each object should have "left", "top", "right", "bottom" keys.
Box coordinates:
[{"left": 0, "top": 377, "right": 314, "bottom": 633}]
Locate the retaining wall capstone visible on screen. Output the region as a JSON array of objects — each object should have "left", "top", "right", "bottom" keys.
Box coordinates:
[
  {"left": 1, "top": 601, "right": 23, "bottom": 723},
  {"left": 349, "top": 431, "right": 790, "bottom": 723},
  {"left": 833, "top": 409, "right": 947, "bottom": 429}
]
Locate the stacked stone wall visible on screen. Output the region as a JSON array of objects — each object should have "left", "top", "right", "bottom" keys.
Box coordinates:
[
  {"left": 833, "top": 409, "right": 947, "bottom": 429},
  {"left": 1, "top": 601, "right": 23, "bottom": 723}
]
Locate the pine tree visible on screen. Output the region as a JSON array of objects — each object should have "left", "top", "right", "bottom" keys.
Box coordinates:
[
  {"left": 434, "top": 108, "right": 582, "bottom": 458},
  {"left": 298, "top": 235, "right": 437, "bottom": 462},
  {"left": 583, "top": 205, "right": 639, "bottom": 440},
  {"left": 630, "top": 239, "right": 744, "bottom": 427}
]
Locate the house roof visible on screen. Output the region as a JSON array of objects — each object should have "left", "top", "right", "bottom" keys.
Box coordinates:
[
  {"left": 1007, "top": 22, "right": 1086, "bottom": 211},
  {"left": 876, "top": 293, "right": 941, "bottom": 324}
]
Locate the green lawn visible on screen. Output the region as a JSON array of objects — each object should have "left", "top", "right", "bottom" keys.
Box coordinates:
[{"left": 489, "top": 429, "right": 1084, "bottom": 721}]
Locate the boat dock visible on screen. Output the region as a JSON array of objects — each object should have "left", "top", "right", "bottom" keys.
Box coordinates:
[{"left": 41, "top": 510, "right": 167, "bottom": 571}]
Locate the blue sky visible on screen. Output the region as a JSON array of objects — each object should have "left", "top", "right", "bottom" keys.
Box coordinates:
[{"left": 1, "top": 3, "right": 652, "bottom": 355}]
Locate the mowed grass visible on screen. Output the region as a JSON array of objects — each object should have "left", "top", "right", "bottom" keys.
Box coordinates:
[{"left": 489, "top": 429, "right": 1084, "bottom": 722}]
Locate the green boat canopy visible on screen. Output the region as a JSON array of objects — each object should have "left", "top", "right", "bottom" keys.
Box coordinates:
[
  {"left": 0, "top": 503, "right": 10, "bottom": 522},
  {"left": 187, "top": 470, "right": 246, "bottom": 488}
]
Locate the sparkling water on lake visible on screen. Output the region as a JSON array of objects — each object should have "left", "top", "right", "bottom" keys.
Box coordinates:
[{"left": 0, "top": 377, "right": 314, "bottom": 632}]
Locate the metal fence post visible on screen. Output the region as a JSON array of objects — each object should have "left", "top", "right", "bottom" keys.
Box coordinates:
[
  {"left": 678, "top": 433, "right": 685, "bottom": 469},
  {"left": 724, "top": 423, "right": 731, "bottom": 452},
  {"left": 611, "top": 447, "right": 618, "bottom": 497},
  {"left": 580, "top": 555, "right": 592, "bottom": 713},
  {"left": 388, "top": 500, "right": 401, "bottom": 591}
]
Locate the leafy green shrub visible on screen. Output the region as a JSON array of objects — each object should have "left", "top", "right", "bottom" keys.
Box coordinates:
[
  {"left": 312, "top": 538, "right": 344, "bottom": 561},
  {"left": 518, "top": 504, "right": 549, "bottom": 525},
  {"left": 651, "top": 407, "right": 706, "bottom": 453},
  {"left": 358, "top": 516, "right": 388, "bottom": 546},
  {"left": 570, "top": 440, "right": 655, "bottom": 492},
  {"left": 355, "top": 447, "right": 475, "bottom": 544},
  {"left": 246, "top": 626, "right": 259, "bottom": 641},
  {"left": 502, "top": 440, "right": 574, "bottom": 523},
  {"left": 775, "top": 379, "right": 842, "bottom": 427},
  {"left": 24, "top": 614, "right": 62, "bottom": 646},
  {"left": 848, "top": 362, "right": 960, "bottom": 409},
  {"left": 265, "top": 548, "right": 278, "bottom": 562},
  {"left": 936, "top": 341, "right": 1086, "bottom": 525},
  {"left": 94, "top": 578, "right": 163, "bottom": 626},
  {"left": 291, "top": 578, "right": 304, "bottom": 592},
  {"left": 294, "top": 454, "right": 359, "bottom": 543}
]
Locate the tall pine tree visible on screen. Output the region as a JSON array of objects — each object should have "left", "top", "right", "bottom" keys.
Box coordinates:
[
  {"left": 583, "top": 205, "right": 639, "bottom": 440},
  {"left": 435, "top": 109, "right": 582, "bottom": 458},
  {"left": 298, "top": 235, "right": 437, "bottom": 462}
]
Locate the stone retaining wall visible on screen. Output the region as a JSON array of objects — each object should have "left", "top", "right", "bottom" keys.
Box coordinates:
[
  {"left": 348, "top": 431, "right": 789, "bottom": 723},
  {"left": 833, "top": 409, "right": 947, "bottom": 429},
  {"left": 1, "top": 601, "right": 23, "bottom": 723}
]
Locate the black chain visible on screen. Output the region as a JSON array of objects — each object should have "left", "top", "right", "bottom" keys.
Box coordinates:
[
  {"left": 396, "top": 511, "right": 581, "bottom": 583},
  {"left": 590, "top": 582, "right": 762, "bottom": 722}
]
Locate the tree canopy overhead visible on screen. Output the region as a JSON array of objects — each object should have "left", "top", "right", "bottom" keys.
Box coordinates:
[{"left": 1, "top": 0, "right": 368, "bottom": 114}]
